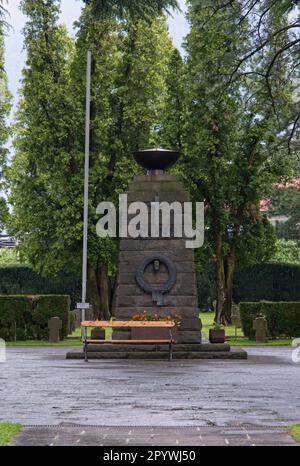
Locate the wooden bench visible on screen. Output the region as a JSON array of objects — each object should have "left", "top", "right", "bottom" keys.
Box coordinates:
[{"left": 81, "top": 320, "right": 176, "bottom": 361}]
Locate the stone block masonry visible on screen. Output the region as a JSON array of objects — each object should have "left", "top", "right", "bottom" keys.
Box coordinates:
[{"left": 113, "top": 174, "right": 202, "bottom": 344}]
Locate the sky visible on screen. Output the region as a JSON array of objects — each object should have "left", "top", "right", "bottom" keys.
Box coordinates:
[{"left": 5, "top": 0, "right": 189, "bottom": 116}]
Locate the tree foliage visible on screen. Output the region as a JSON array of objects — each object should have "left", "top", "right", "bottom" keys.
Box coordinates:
[
  {"left": 83, "top": 0, "right": 179, "bottom": 20},
  {"left": 0, "top": 249, "right": 20, "bottom": 266},
  {"left": 8, "top": 0, "right": 77, "bottom": 275},
  {"left": 8, "top": 0, "right": 176, "bottom": 318},
  {"left": 194, "top": 0, "right": 300, "bottom": 153},
  {"left": 157, "top": 48, "right": 184, "bottom": 150},
  {"left": 269, "top": 185, "right": 300, "bottom": 241},
  {"left": 0, "top": 0, "right": 11, "bottom": 234},
  {"left": 69, "top": 4, "right": 175, "bottom": 316},
  {"left": 272, "top": 238, "right": 300, "bottom": 264},
  {"left": 7, "top": 0, "right": 298, "bottom": 323},
  {"left": 184, "top": 0, "right": 295, "bottom": 323},
  {"left": 0, "top": 0, "right": 9, "bottom": 28},
  {"left": 0, "top": 2, "right": 10, "bottom": 171}
]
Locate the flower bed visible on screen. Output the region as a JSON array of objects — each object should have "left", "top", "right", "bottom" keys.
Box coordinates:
[{"left": 131, "top": 311, "right": 181, "bottom": 342}]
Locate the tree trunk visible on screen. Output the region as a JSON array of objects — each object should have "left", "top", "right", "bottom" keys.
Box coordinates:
[
  {"left": 223, "top": 251, "right": 235, "bottom": 324},
  {"left": 110, "top": 277, "right": 117, "bottom": 317},
  {"left": 96, "top": 263, "right": 110, "bottom": 320},
  {"left": 214, "top": 232, "right": 225, "bottom": 324},
  {"left": 87, "top": 264, "right": 110, "bottom": 320},
  {"left": 87, "top": 265, "right": 101, "bottom": 319}
]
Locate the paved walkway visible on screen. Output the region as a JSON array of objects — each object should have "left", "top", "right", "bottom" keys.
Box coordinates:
[
  {"left": 1, "top": 346, "right": 300, "bottom": 427},
  {"left": 10, "top": 425, "right": 297, "bottom": 446}
]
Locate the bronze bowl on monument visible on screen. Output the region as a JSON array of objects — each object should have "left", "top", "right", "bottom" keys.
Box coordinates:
[{"left": 134, "top": 148, "right": 180, "bottom": 172}]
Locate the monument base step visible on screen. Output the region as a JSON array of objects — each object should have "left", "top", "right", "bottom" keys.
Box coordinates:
[
  {"left": 82, "top": 343, "right": 230, "bottom": 352},
  {"left": 66, "top": 344, "right": 247, "bottom": 360}
]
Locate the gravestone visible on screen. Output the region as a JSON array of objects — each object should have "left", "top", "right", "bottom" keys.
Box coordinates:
[
  {"left": 231, "top": 303, "right": 241, "bottom": 328},
  {"left": 253, "top": 316, "right": 268, "bottom": 343},
  {"left": 113, "top": 149, "right": 201, "bottom": 344},
  {"left": 48, "top": 317, "right": 62, "bottom": 343}
]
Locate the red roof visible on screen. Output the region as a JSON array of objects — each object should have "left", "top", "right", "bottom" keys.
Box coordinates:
[
  {"left": 260, "top": 177, "right": 300, "bottom": 213},
  {"left": 275, "top": 177, "right": 300, "bottom": 189},
  {"left": 260, "top": 199, "right": 272, "bottom": 212}
]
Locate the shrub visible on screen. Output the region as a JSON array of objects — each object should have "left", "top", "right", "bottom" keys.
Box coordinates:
[
  {"left": 197, "top": 262, "right": 300, "bottom": 313},
  {"left": 0, "top": 266, "right": 81, "bottom": 308},
  {"left": 69, "top": 310, "right": 77, "bottom": 334},
  {"left": 240, "top": 301, "right": 300, "bottom": 339},
  {"left": 0, "top": 249, "right": 20, "bottom": 266},
  {"left": 0, "top": 295, "right": 70, "bottom": 341}
]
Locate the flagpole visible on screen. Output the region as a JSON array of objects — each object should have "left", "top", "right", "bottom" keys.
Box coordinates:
[{"left": 78, "top": 50, "right": 91, "bottom": 339}]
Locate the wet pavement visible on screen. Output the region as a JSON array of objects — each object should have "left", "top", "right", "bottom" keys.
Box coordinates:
[{"left": 1, "top": 346, "right": 300, "bottom": 428}]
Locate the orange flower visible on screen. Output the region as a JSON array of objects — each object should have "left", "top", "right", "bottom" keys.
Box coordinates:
[{"left": 132, "top": 312, "right": 181, "bottom": 326}]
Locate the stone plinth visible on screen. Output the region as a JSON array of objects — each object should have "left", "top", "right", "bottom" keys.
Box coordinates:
[
  {"left": 113, "top": 174, "right": 201, "bottom": 344},
  {"left": 66, "top": 344, "right": 248, "bottom": 360}
]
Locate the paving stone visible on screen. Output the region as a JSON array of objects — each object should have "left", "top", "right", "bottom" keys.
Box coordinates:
[
  {"left": 10, "top": 426, "right": 297, "bottom": 446},
  {"left": 1, "top": 346, "right": 300, "bottom": 431}
]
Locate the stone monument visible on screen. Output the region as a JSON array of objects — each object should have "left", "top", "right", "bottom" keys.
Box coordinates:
[
  {"left": 67, "top": 148, "right": 247, "bottom": 360},
  {"left": 113, "top": 149, "right": 201, "bottom": 344}
]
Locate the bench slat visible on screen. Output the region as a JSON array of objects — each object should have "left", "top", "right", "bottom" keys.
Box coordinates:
[
  {"left": 85, "top": 339, "right": 171, "bottom": 344},
  {"left": 81, "top": 320, "right": 175, "bottom": 328}
]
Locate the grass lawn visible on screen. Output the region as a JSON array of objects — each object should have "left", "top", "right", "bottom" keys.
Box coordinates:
[
  {"left": 201, "top": 312, "right": 243, "bottom": 338},
  {"left": 6, "top": 326, "right": 112, "bottom": 346},
  {"left": 69, "top": 327, "right": 113, "bottom": 339},
  {"left": 289, "top": 424, "right": 300, "bottom": 443},
  {"left": 70, "top": 327, "right": 82, "bottom": 338},
  {"left": 0, "top": 423, "right": 22, "bottom": 446},
  {"left": 7, "top": 340, "right": 82, "bottom": 347},
  {"left": 5, "top": 312, "right": 293, "bottom": 347},
  {"left": 200, "top": 312, "right": 293, "bottom": 346},
  {"left": 229, "top": 338, "right": 293, "bottom": 346}
]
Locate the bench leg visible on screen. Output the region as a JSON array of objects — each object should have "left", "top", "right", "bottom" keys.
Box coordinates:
[
  {"left": 169, "top": 341, "right": 173, "bottom": 361},
  {"left": 84, "top": 341, "right": 89, "bottom": 363},
  {"left": 169, "top": 329, "right": 174, "bottom": 361}
]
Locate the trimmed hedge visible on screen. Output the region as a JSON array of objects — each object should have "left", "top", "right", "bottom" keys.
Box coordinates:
[
  {"left": 240, "top": 301, "right": 300, "bottom": 339},
  {"left": 0, "top": 295, "right": 70, "bottom": 341},
  {"left": 0, "top": 266, "right": 81, "bottom": 309},
  {"left": 233, "top": 262, "right": 300, "bottom": 303},
  {"left": 198, "top": 262, "right": 300, "bottom": 311}
]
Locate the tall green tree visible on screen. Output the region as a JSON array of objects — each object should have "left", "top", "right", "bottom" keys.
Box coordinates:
[
  {"left": 184, "top": 0, "right": 245, "bottom": 323},
  {"left": 202, "top": 0, "right": 300, "bottom": 152},
  {"left": 0, "top": 0, "right": 8, "bottom": 24},
  {"left": 269, "top": 185, "right": 300, "bottom": 241},
  {"left": 8, "top": 0, "right": 77, "bottom": 272},
  {"left": 156, "top": 48, "right": 184, "bottom": 150},
  {"left": 0, "top": 0, "right": 11, "bottom": 232},
  {"left": 9, "top": 1, "right": 176, "bottom": 318},
  {"left": 272, "top": 239, "right": 300, "bottom": 265},
  {"left": 68, "top": 6, "right": 175, "bottom": 317},
  {"left": 83, "top": 0, "right": 179, "bottom": 19},
  {"left": 184, "top": 0, "right": 293, "bottom": 323},
  {"left": 221, "top": 0, "right": 295, "bottom": 320}
]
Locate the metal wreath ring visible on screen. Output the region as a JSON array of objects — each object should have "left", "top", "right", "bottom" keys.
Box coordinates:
[{"left": 135, "top": 254, "right": 177, "bottom": 295}]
